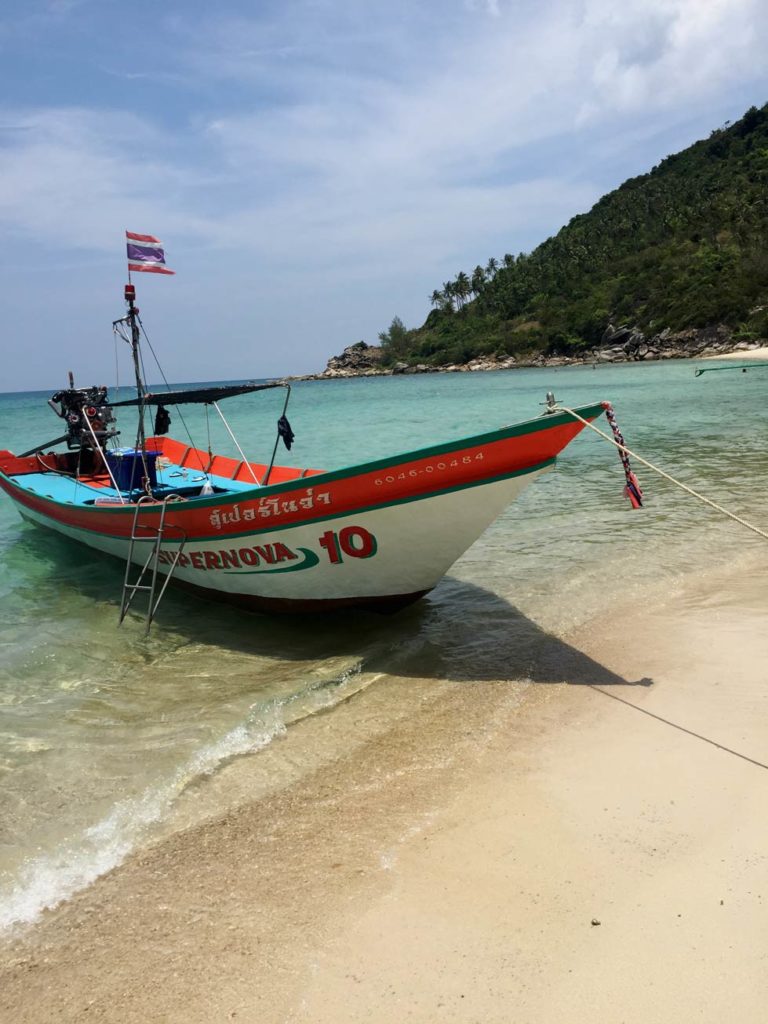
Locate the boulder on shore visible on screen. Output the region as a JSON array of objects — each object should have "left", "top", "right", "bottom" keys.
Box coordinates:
[{"left": 323, "top": 341, "right": 386, "bottom": 378}]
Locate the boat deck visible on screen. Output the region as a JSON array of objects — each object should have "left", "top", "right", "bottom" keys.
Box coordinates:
[
  {"left": 0, "top": 434, "right": 324, "bottom": 506},
  {"left": 5, "top": 465, "right": 259, "bottom": 505}
]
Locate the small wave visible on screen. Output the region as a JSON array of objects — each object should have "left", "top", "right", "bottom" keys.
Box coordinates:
[
  {"left": 0, "top": 660, "right": 376, "bottom": 934},
  {"left": 0, "top": 703, "right": 285, "bottom": 933}
]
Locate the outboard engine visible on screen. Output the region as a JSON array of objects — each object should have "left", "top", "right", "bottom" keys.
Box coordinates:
[{"left": 49, "top": 374, "right": 117, "bottom": 451}]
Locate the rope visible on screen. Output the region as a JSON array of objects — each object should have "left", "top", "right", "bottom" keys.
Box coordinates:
[
  {"left": 263, "top": 387, "right": 292, "bottom": 487},
  {"left": 113, "top": 324, "right": 120, "bottom": 393},
  {"left": 695, "top": 362, "right": 768, "bottom": 376},
  {"left": 135, "top": 315, "right": 204, "bottom": 469},
  {"left": 36, "top": 453, "right": 67, "bottom": 475},
  {"left": 589, "top": 685, "right": 768, "bottom": 771},
  {"left": 557, "top": 404, "right": 768, "bottom": 543},
  {"left": 205, "top": 403, "right": 213, "bottom": 472}
]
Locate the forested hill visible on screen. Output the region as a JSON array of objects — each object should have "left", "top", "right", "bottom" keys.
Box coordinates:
[{"left": 377, "top": 102, "right": 768, "bottom": 367}]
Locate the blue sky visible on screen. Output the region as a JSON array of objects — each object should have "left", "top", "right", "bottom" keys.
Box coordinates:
[{"left": 1, "top": 0, "right": 767, "bottom": 391}]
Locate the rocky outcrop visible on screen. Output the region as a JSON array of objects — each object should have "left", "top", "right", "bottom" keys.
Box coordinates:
[
  {"left": 323, "top": 341, "right": 385, "bottom": 377},
  {"left": 313, "top": 350, "right": 528, "bottom": 378},
  {"left": 583, "top": 323, "right": 759, "bottom": 363},
  {"left": 282, "top": 325, "right": 763, "bottom": 383}
]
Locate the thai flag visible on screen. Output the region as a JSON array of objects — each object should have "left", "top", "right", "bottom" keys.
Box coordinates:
[{"left": 126, "top": 231, "right": 175, "bottom": 275}]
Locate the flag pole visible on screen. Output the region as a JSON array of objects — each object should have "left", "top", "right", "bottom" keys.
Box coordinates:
[
  {"left": 123, "top": 230, "right": 174, "bottom": 463},
  {"left": 124, "top": 281, "right": 147, "bottom": 455}
]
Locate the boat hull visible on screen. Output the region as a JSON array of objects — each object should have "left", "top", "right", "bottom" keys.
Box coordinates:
[
  {"left": 14, "top": 465, "right": 549, "bottom": 611},
  {"left": 0, "top": 403, "right": 605, "bottom": 612}
]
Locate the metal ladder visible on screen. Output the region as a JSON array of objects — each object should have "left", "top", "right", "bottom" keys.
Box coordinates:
[{"left": 119, "top": 495, "right": 187, "bottom": 634}]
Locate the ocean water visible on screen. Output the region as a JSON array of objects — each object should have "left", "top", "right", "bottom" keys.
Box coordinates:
[{"left": 1, "top": 360, "right": 767, "bottom": 933}]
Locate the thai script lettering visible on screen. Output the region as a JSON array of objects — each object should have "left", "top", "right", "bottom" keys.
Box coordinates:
[
  {"left": 207, "top": 503, "right": 257, "bottom": 530},
  {"left": 208, "top": 486, "right": 331, "bottom": 530}
]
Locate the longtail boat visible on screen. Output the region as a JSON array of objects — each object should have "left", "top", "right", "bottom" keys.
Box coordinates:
[{"left": 0, "top": 281, "right": 615, "bottom": 626}]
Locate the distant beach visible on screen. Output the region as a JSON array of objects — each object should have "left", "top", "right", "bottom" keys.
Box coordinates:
[{"left": 704, "top": 345, "right": 768, "bottom": 360}]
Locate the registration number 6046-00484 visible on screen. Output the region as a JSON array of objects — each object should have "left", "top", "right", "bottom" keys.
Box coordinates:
[
  {"left": 373, "top": 452, "right": 484, "bottom": 486},
  {"left": 318, "top": 526, "right": 378, "bottom": 564}
]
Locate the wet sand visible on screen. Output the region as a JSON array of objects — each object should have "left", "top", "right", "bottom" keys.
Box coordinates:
[{"left": 2, "top": 561, "right": 767, "bottom": 1023}]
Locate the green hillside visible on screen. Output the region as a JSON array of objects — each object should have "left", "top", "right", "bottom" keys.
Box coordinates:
[{"left": 379, "top": 103, "right": 768, "bottom": 366}]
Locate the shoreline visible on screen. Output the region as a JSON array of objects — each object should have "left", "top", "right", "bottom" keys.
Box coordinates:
[
  {"left": 2, "top": 558, "right": 767, "bottom": 1022},
  {"left": 702, "top": 344, "right": 768, "bottom": 360},
  {"left": 287, "top": 343, "right": 768, "bottom": 382}
]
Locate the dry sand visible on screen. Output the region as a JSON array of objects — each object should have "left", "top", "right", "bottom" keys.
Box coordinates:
[
  {"left": 704, "top": 346, "right": 768, "bottom": 360},
  {"left": 1, "top": 562, "right": 767, "bottom": 1023}
]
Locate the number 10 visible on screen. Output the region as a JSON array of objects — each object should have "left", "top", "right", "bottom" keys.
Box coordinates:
[{"left": 318, "top": 526, "right": 377, "bottom": 564}]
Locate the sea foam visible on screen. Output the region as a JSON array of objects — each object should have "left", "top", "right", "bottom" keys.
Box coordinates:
[{"left": 0, "top": 703, "right": 286, "bottom": 933}]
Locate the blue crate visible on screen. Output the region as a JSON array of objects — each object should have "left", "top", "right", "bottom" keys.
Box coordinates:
[{"left": 105, "top": 448, "right": 160, "bottom": 492}]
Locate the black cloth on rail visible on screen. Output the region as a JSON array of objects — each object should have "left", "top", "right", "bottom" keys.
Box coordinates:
[
  {"left": 277, "top": 415, "right": 295, "bottom": 450},
  {"left": 154, "top": 405, "right": 171, "bottom": 435}
]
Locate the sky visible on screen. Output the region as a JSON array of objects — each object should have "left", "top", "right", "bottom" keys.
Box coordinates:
[{"left": 1, "top": 0, "right": 767, "bottom": 391}]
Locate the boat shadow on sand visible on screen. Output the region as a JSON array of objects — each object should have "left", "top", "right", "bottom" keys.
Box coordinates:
[{"left": 7, "top": 527, "right": 653, "bottom": 691}]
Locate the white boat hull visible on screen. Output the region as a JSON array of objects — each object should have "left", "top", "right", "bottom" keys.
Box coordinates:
[{"left": 18, "top": 466, "right": 550, "bottom": 609}]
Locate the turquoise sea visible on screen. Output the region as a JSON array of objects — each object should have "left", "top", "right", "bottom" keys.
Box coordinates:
[{"left": 1, "top": 360, "right": 767, "bottom": 933}]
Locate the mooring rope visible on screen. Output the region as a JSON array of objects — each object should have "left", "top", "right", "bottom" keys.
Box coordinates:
[
  {"left": 589, "top": 685, "right": 768, "bottom": 771},
  {"left": 695, "top": 362, "right": 768, "bottom": 376},
  {"left": 558, "top": 404, "right": 768, "bottom": 543}
]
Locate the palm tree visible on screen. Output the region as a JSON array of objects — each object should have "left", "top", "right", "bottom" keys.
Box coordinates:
[
  {"left": 430, "top": 289, "right": 443, "bottom": 308},
  {"left": 503, "top": 253, "right": 515, "bottom": 269},
  {"left": 442, "top": 281, "right": 456, "bottom": 312},
  {"left": 471, "top": 265, "right": 486, "bottom": 297},
  {"left": 455, "top": 271, "right": 470, "bottom": 309},
  {"left": 486, "top": 256, "right": 499, "bottom": 278}
]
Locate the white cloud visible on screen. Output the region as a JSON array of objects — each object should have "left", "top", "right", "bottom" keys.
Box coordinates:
[
  {"left": 0, "top": 108, "right": 216, "bottom": 251},
  {"left": 577, "top": 0, "right": 768, "bottom": 116},
  {"left": 0, "top": 0, "right": 767, "bottom": 385}
]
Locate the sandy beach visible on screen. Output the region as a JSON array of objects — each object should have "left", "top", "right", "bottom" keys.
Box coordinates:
[
  {"left": 1, "top": 557, "right": 767, "bottom": 1023},
  {"left": 704, "top": 346, "right": 768, "bottom": 360}
]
